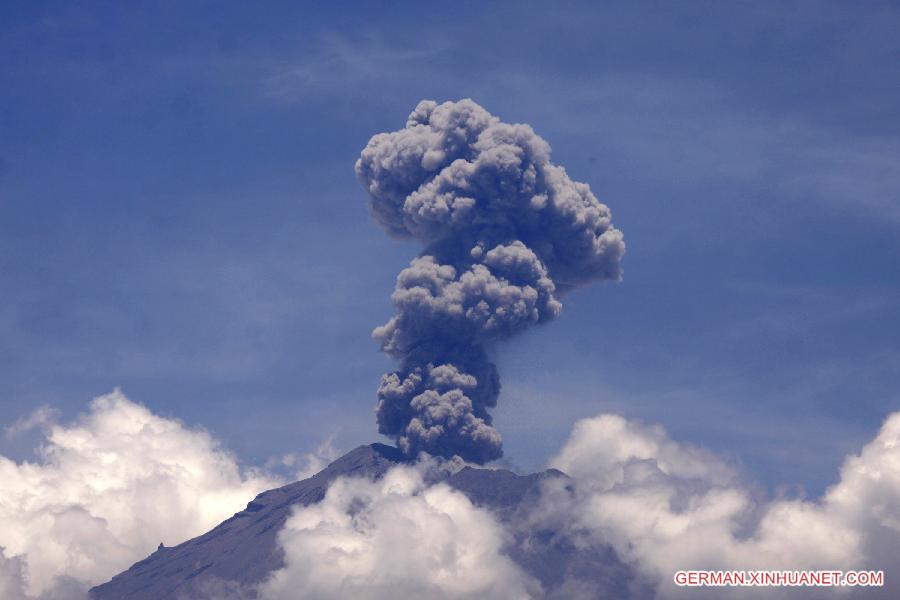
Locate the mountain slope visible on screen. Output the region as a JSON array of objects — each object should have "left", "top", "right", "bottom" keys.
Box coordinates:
[
  {"left": 90, "top": 443, "right": 637, "bottom": 599},
  {"left": 89, "top": 444, "right": 404, "bottom": 599}
]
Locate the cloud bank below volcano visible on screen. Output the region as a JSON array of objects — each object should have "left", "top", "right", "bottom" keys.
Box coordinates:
[
  {"left": 4, "top": 394, "right": 900, "bottom": 598},
  {"left": 0, "top": 391, "right": 280, "bottom": 599},
  {"left": 263, "top": 412, "right": 900, "bottom": 599}
]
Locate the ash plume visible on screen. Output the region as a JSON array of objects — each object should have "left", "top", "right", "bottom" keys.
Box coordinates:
[{"left": 356, "top": 99, "right": 625, "bottom": 462}]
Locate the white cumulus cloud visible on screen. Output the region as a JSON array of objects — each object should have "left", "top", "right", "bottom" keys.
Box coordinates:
[
  {"left": 5, "top": 392, "right": 900, "bottom": 600},
  {"left": 0, "top": 390, "right": 281, "bottom": 599},
  {"left": 544, "top": 413, "right": 900, "bottom": 598},
  {"left": 260, "top": 464, "right": 539, "bottom": 600}
]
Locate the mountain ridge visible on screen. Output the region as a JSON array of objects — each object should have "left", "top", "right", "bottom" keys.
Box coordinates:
[{"left": 90, "top": 443, "right": 636, "bottom": 599}]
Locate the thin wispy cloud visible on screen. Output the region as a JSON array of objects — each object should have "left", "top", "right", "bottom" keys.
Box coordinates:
[
  {"left": 3, "top": 406, "right": 58, "bottom": 439},
  {"left": 263, "top": 32, "right": 448, "bottom": 102}
]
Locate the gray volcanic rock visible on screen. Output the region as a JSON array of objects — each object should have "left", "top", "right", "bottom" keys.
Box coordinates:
[
  {"left": 90, "top": 444, "right": 405, "bottom": 600},
  {"left": 446, "top": 466, "right": 639, "bottom": 599},
  {"left": 90, "top": 443, "right": 637, "bottom": 599}
]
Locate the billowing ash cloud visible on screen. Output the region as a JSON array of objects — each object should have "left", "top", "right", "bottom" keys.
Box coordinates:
[{"left": 356, "top": 99, "right": 625, "bottom": 462}]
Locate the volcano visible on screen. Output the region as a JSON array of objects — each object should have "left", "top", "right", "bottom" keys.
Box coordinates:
[{"left": 88, "top": 443, "right": 638, "bottom": 599}]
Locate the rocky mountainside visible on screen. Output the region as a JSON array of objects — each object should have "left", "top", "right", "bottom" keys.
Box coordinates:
[{"left": 90, "top": 443, "right": 637, "bottom": 599}]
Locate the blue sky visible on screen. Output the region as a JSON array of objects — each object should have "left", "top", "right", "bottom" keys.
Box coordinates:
[{"left": 1, "top": 0, "right": 899, "bottom": 497}]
